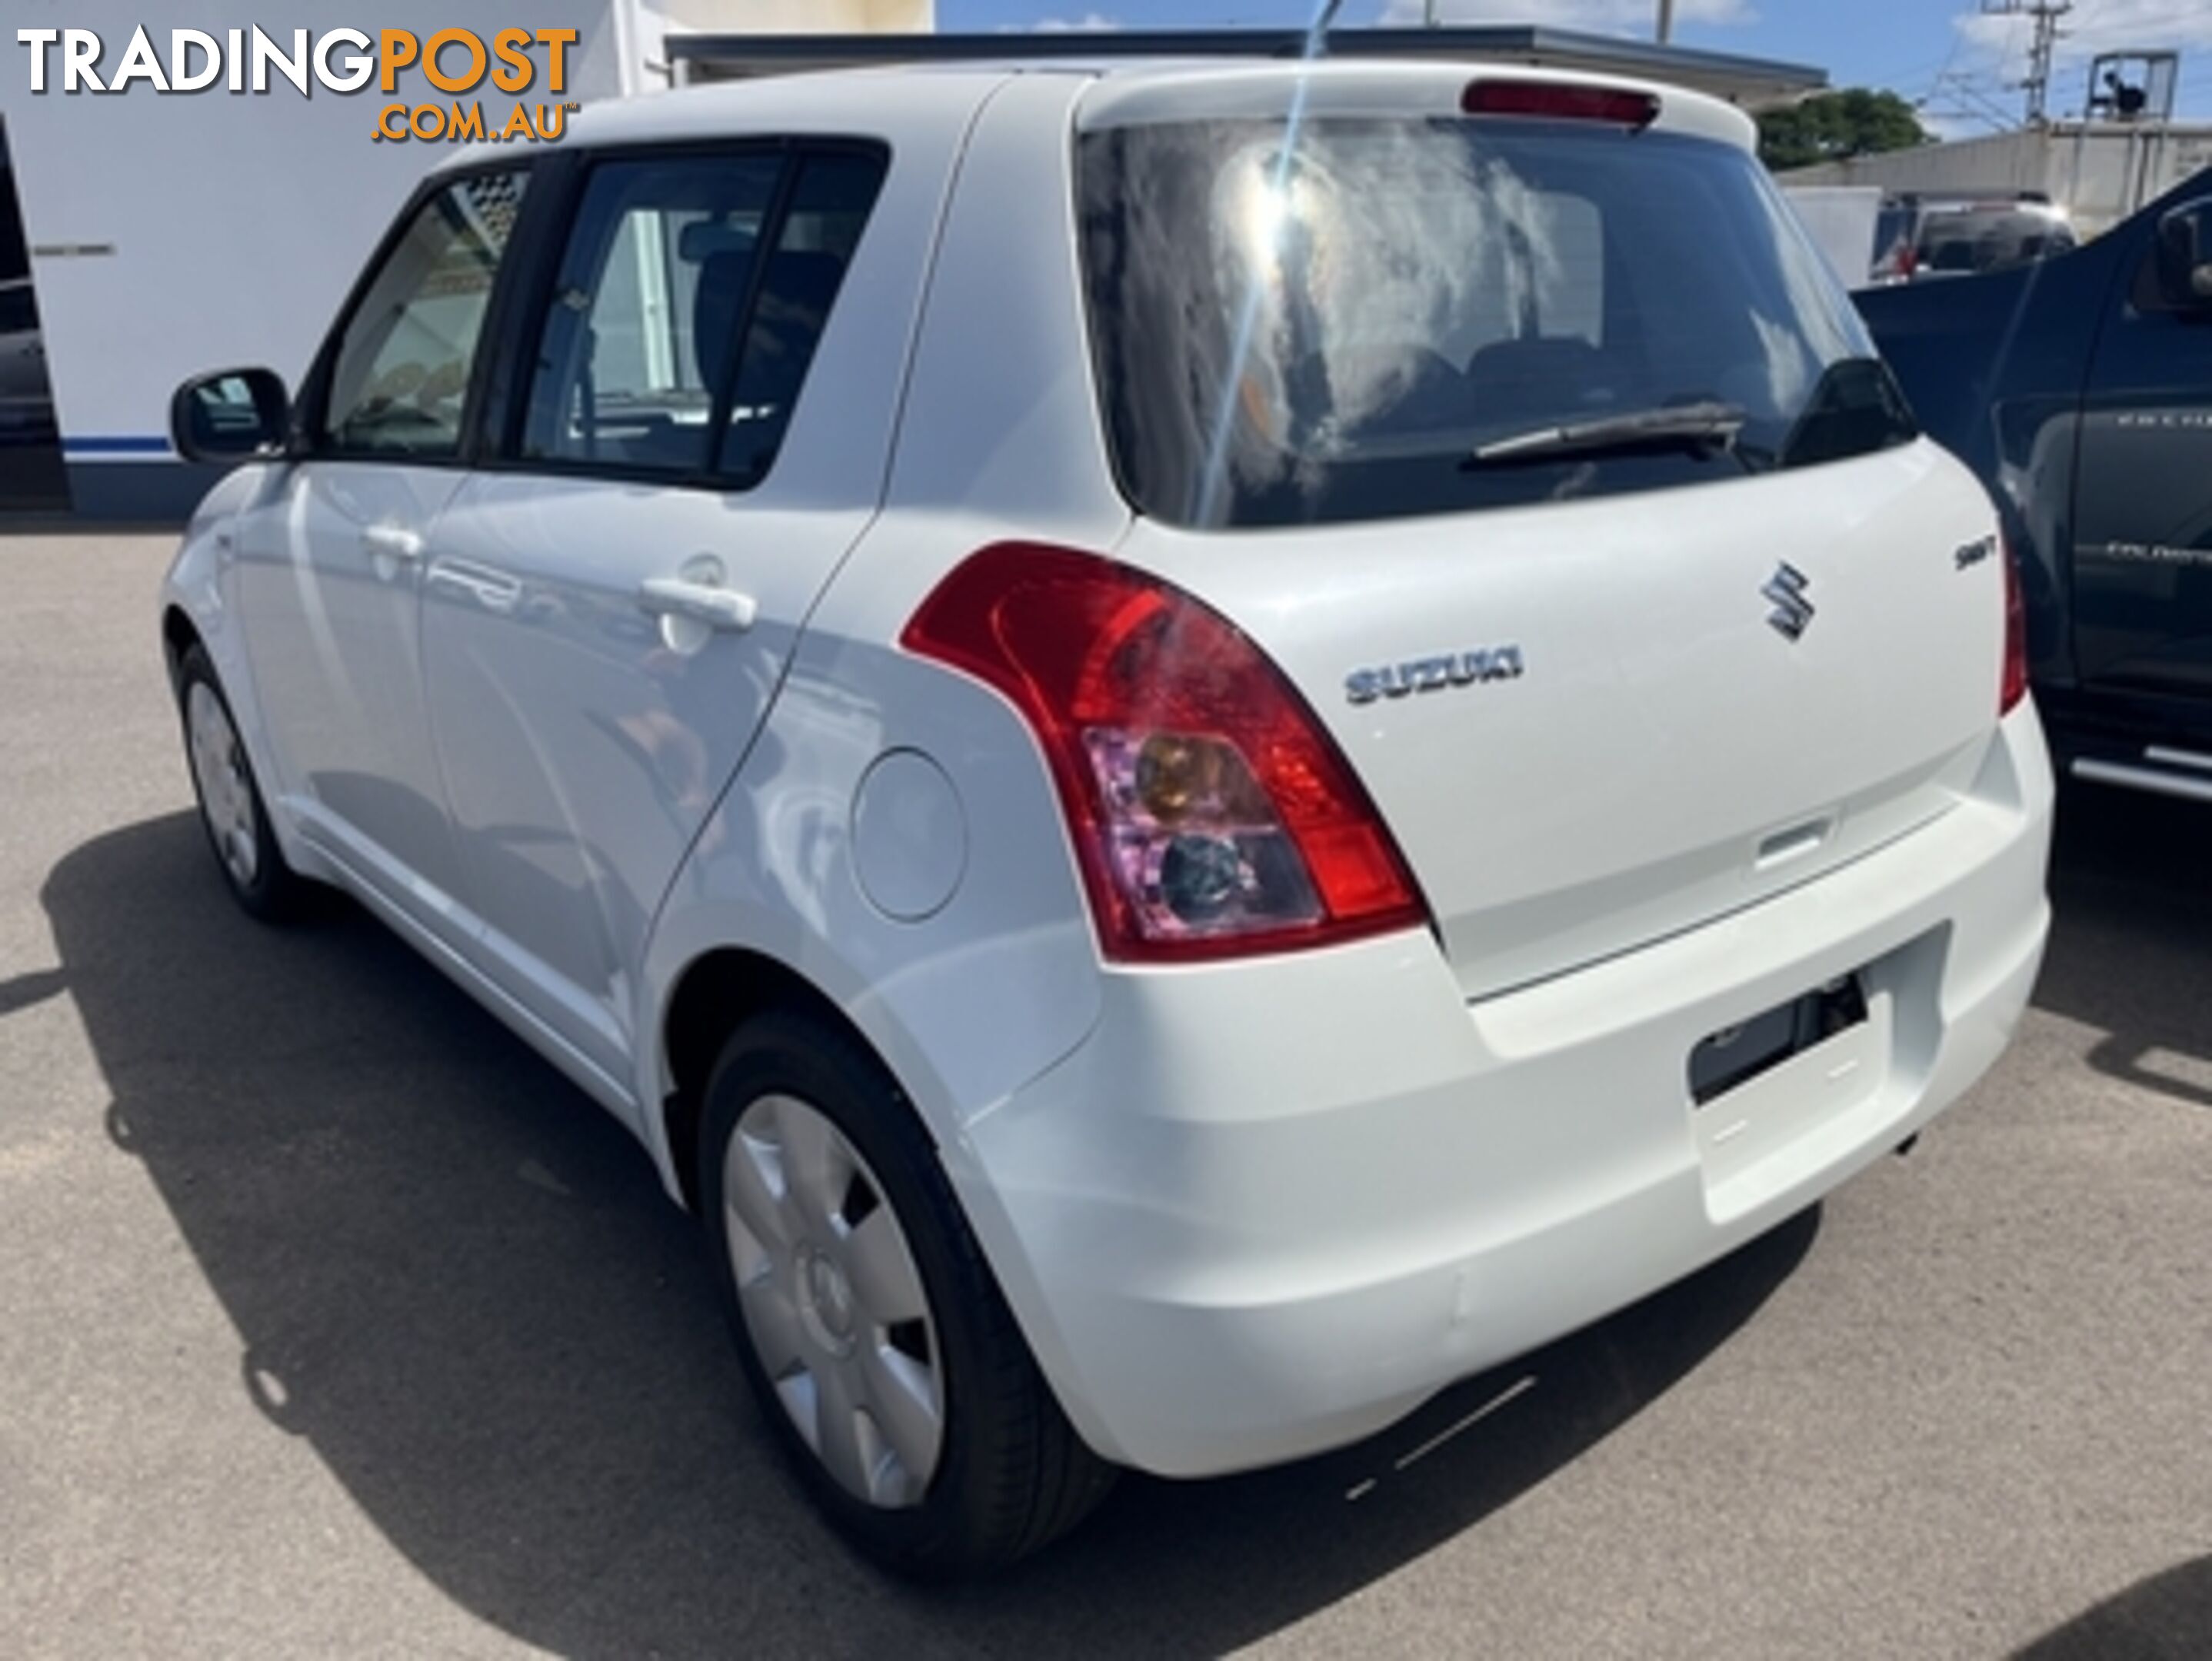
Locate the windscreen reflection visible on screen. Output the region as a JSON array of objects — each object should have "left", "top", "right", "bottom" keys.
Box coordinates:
[{"left": 1080, "top": 118, "right": 1911, "bottom": 529}]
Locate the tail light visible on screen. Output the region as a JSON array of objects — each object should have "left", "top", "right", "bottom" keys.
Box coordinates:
[
  {"left": 2000, "top": 536, "right": 2029, "bottom": 714},
  {"left": 901, "top": 544, "right": 1427, "bottom": 964}
]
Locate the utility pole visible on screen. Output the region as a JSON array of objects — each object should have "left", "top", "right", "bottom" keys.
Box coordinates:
[
  {"left": 1979, "top": 0, "right": 2073, "bottom": 126},
  {"left": 1657, "top": 0, "right": 1675, "bottom": 45}
]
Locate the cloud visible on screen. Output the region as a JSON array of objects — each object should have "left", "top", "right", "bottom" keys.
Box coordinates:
[
  {"left": 1377, "top": 0, "right": 1755, "bottom": 30},
  {"left": 1917, "top": 108, "right": 2003, "bottom": 142}
]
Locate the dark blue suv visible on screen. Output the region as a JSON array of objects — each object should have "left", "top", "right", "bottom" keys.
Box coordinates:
[{"left": 1858, "top": 170, "right": 2212, "bottom": 804}]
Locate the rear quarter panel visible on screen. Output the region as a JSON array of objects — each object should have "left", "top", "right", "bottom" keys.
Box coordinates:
[{"left": 641, "top": 72, "right": 1128, "bottom": 1185}]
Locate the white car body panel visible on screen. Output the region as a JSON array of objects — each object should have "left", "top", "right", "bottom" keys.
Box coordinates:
[
  {"left": 160, "top": 59, "right": 2055, "bottom": 1483},
  {"left": 882, "top": 72, "right": 1132, "bottom": 540},
  {"left": 1119, "top": 438, "right": 2010, "bottom": 1000},
  {"left": 952, "top": 708, "right": 2048, "bottom": 1473},
  {"left": 234, "top": 461, "right": 478, "bottom": 926},
  {"left": 420, "top": 474, "right": 848, "bottom": 1091},
  {"left": 418, "top": 78, "right": 974, "bottom": 1100}
]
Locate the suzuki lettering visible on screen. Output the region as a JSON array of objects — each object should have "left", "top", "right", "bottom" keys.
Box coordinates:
[{"left": 1344, "top": 646, "right": 1525, "bottom": 704}]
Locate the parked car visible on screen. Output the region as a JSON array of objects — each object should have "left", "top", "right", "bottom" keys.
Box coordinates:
[
  {"left": 1858, "top": 171, "right": 2212, "bottom": 801},
  {"left": 159, "top": 61, "right": 2053, "bottom": 1574},
  {"left": 1868, "top": 192, "right": 2078, "bottom": 285}
]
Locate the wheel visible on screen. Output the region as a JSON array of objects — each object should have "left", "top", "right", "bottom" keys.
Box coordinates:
[
  {"left": 176, "top": 644, "right": 306, "bottom": 922},
  {"left": 698, "top": 1007, "right": 1114, "bottom": 1576}
]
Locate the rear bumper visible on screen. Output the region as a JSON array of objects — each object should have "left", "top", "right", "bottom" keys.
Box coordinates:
[{"left": 950, "top": 707, "right": 2054, "bottom": 1477}]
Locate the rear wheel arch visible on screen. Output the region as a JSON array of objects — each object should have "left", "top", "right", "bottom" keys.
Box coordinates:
[
  {"left": 693, "top": 994, "right": 1116, "bottom": 1571},
  {"left": 660, "top": 946, "right": 930, "bottom": 1213}
]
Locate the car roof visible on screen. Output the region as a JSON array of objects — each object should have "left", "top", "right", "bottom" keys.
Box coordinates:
[
  {"left": 435, "top": 64, "right": 1020, "bottom": 174},
  {"left": 1074, "top": 59, "right": 1751, "bottom": 149},
  {"left": 438, "top": 56, "right": 1751, "bottom": 171}
]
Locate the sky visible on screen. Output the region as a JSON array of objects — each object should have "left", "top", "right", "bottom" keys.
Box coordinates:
[{"left": 938, "top": 1, "right": 2212, "bottom": 130}]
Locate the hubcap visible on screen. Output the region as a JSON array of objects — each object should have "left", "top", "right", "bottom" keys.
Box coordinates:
[
  {"left": 722, "top": 1093, "right": 944, "bottom": 1509},
  {"left": 798, "top": 1245, "right": 857, "bottom": 1354},
  {"left": 185, "top": 681, "right": 259, "bottom": 889}
]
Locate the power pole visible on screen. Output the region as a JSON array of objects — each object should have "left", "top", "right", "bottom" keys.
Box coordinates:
[
  {"left": 1657, "top": 0, "right": 1675, "bottom": 45},
  {"left": 1979, "top": 0, "right": 2073, "bottom": 126}
]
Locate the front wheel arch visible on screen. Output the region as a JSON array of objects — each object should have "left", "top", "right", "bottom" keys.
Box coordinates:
[{"left": 162, "top": 605, "right": 204, "bottom": 689}]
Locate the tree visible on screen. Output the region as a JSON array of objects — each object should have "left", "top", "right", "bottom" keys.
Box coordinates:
[{"left": 1758, "top": 89, "right": 1932, "bottom": 173}]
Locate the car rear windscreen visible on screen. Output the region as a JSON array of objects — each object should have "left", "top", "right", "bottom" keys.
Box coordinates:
[
  {"left": 1914, "top": 208, "right": 2077, "bottom": 275},
  {"left": 1077, "top": 116, "right": 1917, "bottom": 529}
]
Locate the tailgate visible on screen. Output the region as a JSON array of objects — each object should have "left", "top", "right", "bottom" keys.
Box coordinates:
[{"left": 1114, "top": 442, "right": 2007, "bottom": 997}]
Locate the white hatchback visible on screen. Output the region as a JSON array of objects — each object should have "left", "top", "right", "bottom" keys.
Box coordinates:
[{"left": 162, "top": 60, "right": 2053, "bottom": 1574}]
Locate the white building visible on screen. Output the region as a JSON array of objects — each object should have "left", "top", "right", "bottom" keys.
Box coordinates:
[{"left": 0, "top": 2, "right": 931, "bottom": 518}]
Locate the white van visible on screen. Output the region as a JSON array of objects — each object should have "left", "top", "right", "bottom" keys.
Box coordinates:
[{"left": 161, "top": 61, "right": 2053, "bottom": 1574}]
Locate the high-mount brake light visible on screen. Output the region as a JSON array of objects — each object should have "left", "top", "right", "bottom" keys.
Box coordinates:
[
  {"left": 1462, "top": 80, "right": 1661, "bottom": 128},
  {"left": 2000, "top": 534, "right": 2029, "bottom": 714},
  {"left": 901, "top": 544, "right": 1428, "bottom": 964}
]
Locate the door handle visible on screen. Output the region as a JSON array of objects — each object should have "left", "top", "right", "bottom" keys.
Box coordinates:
[
  {"left": 361, "top": 524, "right": 425, "bottom": 562},
  {"left": 638, "top": 577, "right": 757, "bottom": 634},
  {"left": 427, "top": 561, "right": 521, "bottom": 614}
]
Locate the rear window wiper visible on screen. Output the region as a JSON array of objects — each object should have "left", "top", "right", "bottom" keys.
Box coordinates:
[{"left": 1464, "top": 400, "right": 1749, "bottom": 468}]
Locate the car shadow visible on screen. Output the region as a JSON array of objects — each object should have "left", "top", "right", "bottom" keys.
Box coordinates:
[
  {"left": 44, "top": 811, "right": 1816, "bottom": 1658},
  {"left": 2015, "top": 1554, "right": 2212, "bottom": 1659},
  {"left": 2034, "top": 784, "right": 2212, "bottom": 1110}
]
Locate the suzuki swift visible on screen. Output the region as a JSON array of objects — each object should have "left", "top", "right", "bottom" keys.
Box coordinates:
[{"left": 160, "top": 60, "right": 2054, "bottom": 1574}]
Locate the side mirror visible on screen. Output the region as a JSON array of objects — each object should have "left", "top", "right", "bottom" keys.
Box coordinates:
[
  {"left": 170, "top": 367, "right": 290, "bottom": 464},
  {"left": 2154, "top": 198, "right": 2212, "bottom": 311}
]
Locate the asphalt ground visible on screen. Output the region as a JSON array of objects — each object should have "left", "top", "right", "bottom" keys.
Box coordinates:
[{"left": 2, "top": 532, "right": 2207, "bottom": 1659}]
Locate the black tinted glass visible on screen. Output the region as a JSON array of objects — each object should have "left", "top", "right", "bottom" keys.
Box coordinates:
[
  {"left": 521, "top": 154, "right": 785, "bottom": 475},
  {"left": 715, "top": 151, "right": 887, "bottom": 484},
  {"left": 1078, "top": 119, "right": 1914, "bottom": 529}
]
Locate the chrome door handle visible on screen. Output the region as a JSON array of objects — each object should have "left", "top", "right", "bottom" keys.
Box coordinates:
[
  {"left": 638, "top": 577, "right": 757, "bottom": 634},
  {"left": 361, "top": 524, "right": 425, "bottom": 562}
]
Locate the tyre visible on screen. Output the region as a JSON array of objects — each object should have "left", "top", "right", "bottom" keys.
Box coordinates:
[
  {"left": 175, "top": 644, "right": 307, "bottom": 922},
  {"left": 698, "top": 1007, "right": 1114, "bottom": 1576}
]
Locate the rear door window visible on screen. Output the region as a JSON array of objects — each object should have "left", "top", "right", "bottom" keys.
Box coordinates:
[
  {"left": 519, "top": 152, "right": 785, "bottom": 475},
  {"left": 1078, "top": 118, "right": 1914, "bottom": 529},
  {"left": 518, "top": 145, "right": 887, "bottom": 485},
  {"left": 717, "top": 151, "right": 888, "bottom": 483}
]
